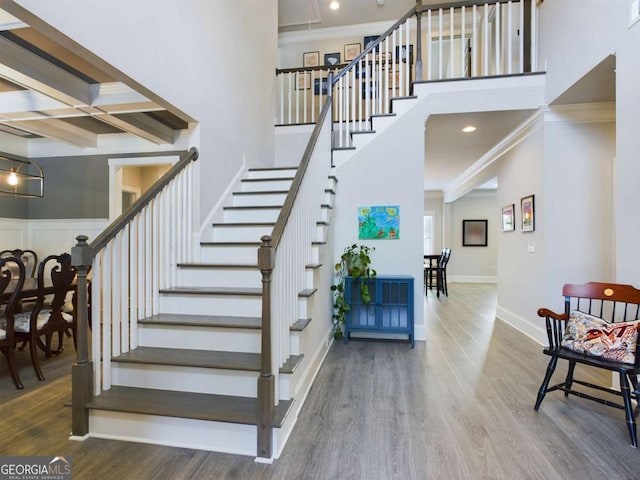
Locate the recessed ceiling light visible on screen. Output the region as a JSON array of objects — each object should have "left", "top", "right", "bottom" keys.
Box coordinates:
[
  {"left": 462, "top": 125, "right": 476, "bottom": 133},
  {"left": 330, "top": 1, "right": 340, "bottom": 10}
]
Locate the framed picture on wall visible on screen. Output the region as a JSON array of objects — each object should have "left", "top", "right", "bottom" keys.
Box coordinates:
[
  {"left": 303, "top": 51, "right": 320, "bottom": 67},
  {"left": 295, "top": 72, "right": 310, "bottom": 90},
  {"left": 324, "top": 52, "right": 341, "bottom": 67},
  {"left": 462, "top": 219, "right": 488, "bottom": 246},
  {"left": 344, "top": 42, "right": 361, "bottom": 62},
  {"left": 364, "top": 35, "right": 380, "bottom": 52},
  {"left": 502, "top": 204, "right": 515, "bottom": 231},
  {"left": 521, "top": 194, "right": 535, "bottom": 232}
]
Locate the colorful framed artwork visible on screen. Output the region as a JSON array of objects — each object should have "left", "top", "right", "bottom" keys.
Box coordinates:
[
  {"left": 344, "top": 42, "right": 361, "bottom": 62},
  {"left": 358, "top": 205, "right": 399, "bottom": 240},
  {"left": 521, "top": 194, "right": 535, "bottom": 232},
  {"left": 462, "top": 219, "right": 488, "bottom": 246},
  {"left": 303, "top": 51, "right": 320, "bottom": 67},
  {"left": 502, "top": 204, "right": 515, "bottom": 231},
  {"left": 295, "top": 72, "right": 310, "bottom": 90},
  {"left": 324, "top": 52, "right": 341, "bottom": 67}
]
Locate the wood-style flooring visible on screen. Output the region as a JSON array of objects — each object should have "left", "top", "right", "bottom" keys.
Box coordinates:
[{"left": 2, "top": 283, "right": 640, "bottom": 479}]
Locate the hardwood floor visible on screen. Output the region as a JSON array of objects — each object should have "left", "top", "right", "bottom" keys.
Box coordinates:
[{"left": 2, "top": 283, "right": 640, "bottom": 479}]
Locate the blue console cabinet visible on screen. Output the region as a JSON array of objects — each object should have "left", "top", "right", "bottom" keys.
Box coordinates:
[{"left": 343, "top": 275, "right": 414, "bottom": 348}]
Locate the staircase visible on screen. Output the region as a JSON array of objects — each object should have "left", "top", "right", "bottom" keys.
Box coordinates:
[{"left": 79, "top": 163, "right": 337, "bottom": 458}]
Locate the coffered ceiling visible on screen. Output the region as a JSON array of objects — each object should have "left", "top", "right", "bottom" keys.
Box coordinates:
[{"left": 0, "top": 8, "right": 192, "bottom": 148}]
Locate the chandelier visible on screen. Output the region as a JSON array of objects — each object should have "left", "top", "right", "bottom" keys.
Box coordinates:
[{"left": 0, "top": 156, "right": 44, "bottom": 198}]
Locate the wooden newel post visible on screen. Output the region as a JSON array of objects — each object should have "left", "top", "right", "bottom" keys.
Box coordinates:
[
  {"left": 257, "top": 235, "right": 275, "bottom": 459},
  {"left": 415, "top": 0, "right": 423, "bottom": 82},
  {"left": 70, "top": 235, "right": 93, "bottom": 438}
]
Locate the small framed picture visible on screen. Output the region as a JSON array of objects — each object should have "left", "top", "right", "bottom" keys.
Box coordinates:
[
  {"left": 314, "top": 77, "right": 329, "bottom": 95},
  {"left": 395, "top": 44, "right": 414, "bottom": 63},
  {"left": 344, "top": 42, "right": 361, "bottom": 62},
  {"left": 303, "top": 51, "right": 320, "bottom": 68},
  {"left": 296, "top": 72, "right": 310, "bottom": 90},
  {"left": 361, "top": 81, "right": 378, "bottom": 99},
  {"left": 502, "top": 204, "right": 515, "bottom": 231},
  {"left": 364, "top": 35, "right": 380, "bottom": 52},
  {"left": 324, "top": 52, "right": 341, "bottom": 67},
  {"left": 521, "top": 195, "right": 535, "bottom": 232},
  {"left": 376, "top": 52, "right": 388, "bottom": 63},
  {"left": 355, "top": 62, "right": 372, "bottom": 79},
  {"left": 462, "top": 219, "right": 488, "bottom": 247}
]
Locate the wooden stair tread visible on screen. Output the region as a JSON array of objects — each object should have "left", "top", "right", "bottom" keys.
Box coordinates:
[
  {"left": 299, "top": 288, "right": 317, "bottom": 298},
  {"left": 305, "top": 263, "right": 322, "bottom": 269},
  {"left": 248, "top": 166, "right": 297, "bottom": 172},
  {"left": 241, "top": 176, "right": 294, "bottom": 182},
  {"left": 232, "top": 190, "right": 289, "bottom": 196},
  {"left": 159, "top": 286, "right": 262, "bottom": 296},
  {"left": 113, "top": 346, "right": 303, "bottom": 374},
  {"left": 290, "top": 318, "right": 311, "bottom": 332},
  {"left": 200, "top": 241, "right": 261, "bottom": 246},
  {"left": 139, "top": 313, "right": 261, "bottom": 329},
  {"left": 211, "top": 222, "right": 275, "bottom": 227},
  {"left": 177, "top": 263, "right": 258, "bottom": 269},
  {"left": 86, "top": 386, "right": 292, "bottom": 427},
  {"left": 223, "top": 205, "right": 282, "bottom": 210}
]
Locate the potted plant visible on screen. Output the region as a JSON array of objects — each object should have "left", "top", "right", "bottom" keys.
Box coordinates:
[{"left": 331, "top": 244, "right": 377, "bottom": 339}]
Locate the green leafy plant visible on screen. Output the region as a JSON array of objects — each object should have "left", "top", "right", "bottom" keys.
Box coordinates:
[{"left": 331, "top": 244, "right": 377, "bottom": 339}]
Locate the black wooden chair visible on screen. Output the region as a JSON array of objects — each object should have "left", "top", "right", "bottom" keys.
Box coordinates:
[
  {"left": 535, "top": 282, "right": 640, "bottom": 447},
  {"left": 12, "top": 253, "right": 76, "bottom": 381},
  {"left": 425, "top": 248, "right": 451, "bottom": 297},
  {"left": 0, "top": 249, "right": 38, "bottom": 278},
  {"left": 0, "top": 256, "right": 26, "bottom": 389}
]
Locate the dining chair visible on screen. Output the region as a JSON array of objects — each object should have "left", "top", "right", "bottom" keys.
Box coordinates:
[
  {"left": 0, "top": 255, "right": 27, "bottom": 389},
  {"left": 12, "top": 253, "right": 76, "bottom": 381},
  {"left": 425, "top": 248, "right": 452, "bottom": 297},
  {"left": 0, "top": 249, "right": 38, "bottom": 278}
]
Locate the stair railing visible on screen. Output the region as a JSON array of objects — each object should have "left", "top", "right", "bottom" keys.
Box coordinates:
[
  {"left": 257, "top": 98, "right": 333, "bottom": 459},
  {"left": 70, "top": 147, "right": 199, "bottom": 438},
  {"left": 276, "top": 0, "right": 539, "bottom": 143}
]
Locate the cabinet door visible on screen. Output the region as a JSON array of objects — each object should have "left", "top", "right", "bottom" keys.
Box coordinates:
[
  {"left": 379, "top": 279, "right": 410, "bottom": 329},
  {"left": 347, "top": 278, "right": 377, "bottom": 328}
]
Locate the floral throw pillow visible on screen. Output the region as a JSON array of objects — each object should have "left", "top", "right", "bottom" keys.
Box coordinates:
[{"left": 561, "top": 310, "right": 639, "bottom": 364}]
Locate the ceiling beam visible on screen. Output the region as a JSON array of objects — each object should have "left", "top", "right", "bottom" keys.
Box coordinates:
[
  {"left": 3, "top": 118, "right": 98, "bottom": 147},
  {"left": 91, "top": 112, "right": 175, "bottom": 145},
  {"left": 0, "top": 35, "right": 93, "bottom": 106}
]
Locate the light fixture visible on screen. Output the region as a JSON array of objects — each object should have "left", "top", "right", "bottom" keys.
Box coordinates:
[
  {"left": 329, "top": 1, "right": 340, "bottom": 10},
  {"left": 0, "top": 156, "right": 44, "bottom": 198},
  {"left": 462, "top": 125, "right": 477, "bottom": 133}
]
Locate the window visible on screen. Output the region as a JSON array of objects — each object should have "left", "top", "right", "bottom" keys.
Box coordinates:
[{"left": 423, "top": 214, "right": 434, "bottom": 255}]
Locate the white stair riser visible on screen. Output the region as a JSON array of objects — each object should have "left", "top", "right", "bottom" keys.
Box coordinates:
[
  {"left": 319, "top": 207, "right": 330, "bottom": 223},
  {"left": 159, "top": 294, "right": 262, "bottom": 317},
  {"left": 332, "top": 149, "right": 353, "bottom": 169},
  {"left": 138, "top": 323, "right": 261, "bottom": 353},
  {"left": 89, "top": 410, "right": 258, "bottom": 456},
  {"left": 371, "top": 115, "right": 396, "bottom": 132},
  {"left": 298, "top": 297, "right": 309, "bottom": 319},
  {"left": 112, "top": 363, "right": 258, "bottom": 397},
  {"left": 316, "top": 224, "right": 327, "bottom": 241},
  {"left": 290, "top": 331, "right": 301, "bottom": 356},
  {"left": 233, "top": 192, "right": 287, "bottom": 207},
  {"left": 223, "top": 208, "right": 280, "bottom": 223},
  {"left": 177, "top": 267, "right": 261, "bottom": 288},
  {"left": 324, "top": 191, "right": 335, "bottom": 207},
  {"left": 327, "top": 177, "right": 337, "bottom": 191},
  {"left": 241, "top": 179, "right": 292, "bottom": 192},
  {"left": 200, "top": 245, "right": 258, "bottom": 264},
  {"left": 305, "top": 269, "right": 315, "bottom": 290},
  {"left": 310, "top": 246, "right": 320, "bottom": 264},
  {"left": 351, "top": 132, "right": 375, "bottom": 150},
  {"left": 391, "top": 98, "right": 415, "bottom": 116},
  {"left": 247, "top": 169, "right": 297, "bottom": 179},
  {"left": 212, "top": 225, "right": 273, "bottom": 242}
]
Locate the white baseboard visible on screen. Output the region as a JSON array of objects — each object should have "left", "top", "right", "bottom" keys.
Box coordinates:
[
  {"left": 449, "top": 275, "right": 497, "bottom": 284},
  {"left": 496, "top": 305, "right": 546, "bottom": 346}
]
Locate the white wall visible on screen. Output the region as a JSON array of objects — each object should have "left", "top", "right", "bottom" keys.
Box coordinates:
[
  {"left": 447, "top": 190, "right": 497, "bottom": 282},
  {"left": 424, "top": 192, "right": 444, "bottom": 254},
  {"left": 15, "top": 0, "right": 278, "bottom": 227},
  {"left": 274, "top": 125, "right": 313, "bottom": 167},
  {"left": 333, "top": 103, "right": 425, "bottom": 340}
]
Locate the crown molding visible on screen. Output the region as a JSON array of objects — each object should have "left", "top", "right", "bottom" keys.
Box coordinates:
[
  {"left": 443, "top": 109, "right": 545, "bottom": 203},
  {"left": 543, "top": 102, "right": 616, "bottom": 124},
  {"left": 278, "top": 20, "right": 396, "bottom": 45}
]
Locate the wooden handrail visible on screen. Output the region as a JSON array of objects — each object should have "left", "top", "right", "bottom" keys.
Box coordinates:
[
  {"left": 90, "top": 147, "right": 199, "bottom": 252},
  {"left": 270, "top": 100, "right": 332, "bottom": 249}
]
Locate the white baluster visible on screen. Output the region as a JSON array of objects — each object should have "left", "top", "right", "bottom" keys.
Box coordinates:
[
  {"left": 121, "top": 224, "right": 130, "bottom": 353},
  {"left": 472, "top": 5, "right": 478, "bottom": 76},
  {"left": 91, "top": 253, "right": 102, "bottom": 394},
  {"left": 112, "top": 232, "right": 121, "bottom": 357},
  {"left": 449, "top": 7, "right": 454, "bottom": 79},
  {"left": 461, "top": 6, "right": 466, "bottom": 78},
  {"left": 392, "top": 29, "right": 397, "bottom": 95},
  {"left": 495, "top": 2, "right": 501, "bottom": 75},
  {"left": 484, "top": 4, "right": 489, "bottom": 76},
  {"left": 531, "top": 0, "right": 537, "bottom": 71},
  {"left": 427, "top": 9, "right": 432, "bottom": 80},
  {"left": 102, "top": 241, "right": 112, "bottom": 390},
  {"left": 145, "top": 205, "right": 152, "bottom": 319},
  {"left": 129, "top": 215, "right": 138, "bottom": 349},
  {"left": 508, "top": 1, "right": 513, "bottom": 74},
  {"left": 311, "top": 69, "right": 316, "bottom": 122},
  {"left": 519, "top": 0, "right": 524, "bottom": 73},
  {"left": 152, "top": 197, "right": 160, "bottom": 316},
  {"left": 405, "top": 18, "right": 410, "bottom": 95},
  {"left": 438, "top": 9, "right": 443, "bottom": 79},
  {"left": 384, "top": 37, "right": 389, "bottom": 112},
  {"left": 279, "top": 73, "right": 284, "bottom": 124}
]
